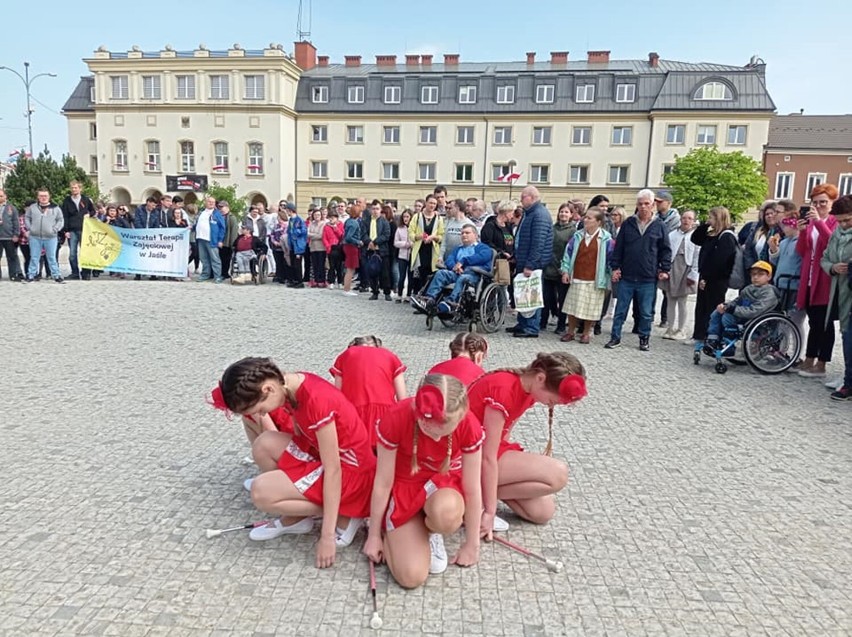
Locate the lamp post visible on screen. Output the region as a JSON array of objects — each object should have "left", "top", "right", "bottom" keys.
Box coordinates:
[{"left": 0, "top": 62, "right": 57, "bottom": 157}]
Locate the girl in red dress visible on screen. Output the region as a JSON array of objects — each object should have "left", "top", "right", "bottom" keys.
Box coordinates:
[
  {"left": 363, "top": 374, "right": 483, "bottom": 589},
  {"left": 330, "top": 335, "right": 407, "bottom": 446},
  {"left": 218, "top": 357, "right": 376, "bottom": 569},
  {"left": 428, "top": 333, "right": 488, "bottom": 386},
  {"left": 467, "top": 352, "right": 587, "bottom": 537}
]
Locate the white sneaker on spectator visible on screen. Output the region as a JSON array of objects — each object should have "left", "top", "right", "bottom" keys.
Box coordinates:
[
  {"left": 825, "top": 376, "right": 844, "bottom": 390},
  {"left": 493, "top": 515, "right": 510, "bottom": 532},
  {"left": 335, "top": 517, "right": 365, "bottom": 546},
  {"left": 343, "top": 290, "right": 358, "bottom": 297},
  {"left": 249, "top": 517, "right": 314, "bottom": 541},
  {"left": 671, "top": 329, "right": 688, "bottom": 340},
  {"left": 661, "top": 328, "right": 675, "bottom": 340},
  {"left": 429, "top": 533, "right": 448, "bottom": 574},
  {"left": 798, "top": 368, "right": 826, "bottom": 378},
  {"left": 243, "top": 477, "right": 254, "bottom": 492}
]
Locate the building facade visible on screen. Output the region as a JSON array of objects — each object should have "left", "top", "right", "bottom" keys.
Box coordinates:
[
  {"left": 65, "top": 44, "right": 776, "bottom": 211},
  {"left": 764, "top": 114, "right": 852, "bottom": 202}
]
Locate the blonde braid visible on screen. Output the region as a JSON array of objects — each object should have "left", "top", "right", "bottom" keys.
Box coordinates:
[
  {"left": 441, "top": 434, "right": 453, "bottom": 474},
  {"left": 410, "top": 423, "right": 420, "bottom": 475}
]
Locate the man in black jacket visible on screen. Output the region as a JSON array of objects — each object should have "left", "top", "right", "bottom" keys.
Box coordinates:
[
  {"left": 361, "top": 200, "right": 392, "bottom": 300},
  {"left": 61, "top": 180, "right": 95, "bottom": 279}
]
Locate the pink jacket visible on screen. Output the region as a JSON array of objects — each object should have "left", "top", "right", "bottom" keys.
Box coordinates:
[
  {"left": 322, "top": 222, "right": 344, "bottom": 253},
  {"left": 795, "top": 215, "right": 838, "bottom": 309}
]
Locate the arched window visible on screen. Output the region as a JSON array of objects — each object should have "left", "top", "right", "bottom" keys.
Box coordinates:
[{"left": 693, "top": 81, "right": 733, "bottom": 101}]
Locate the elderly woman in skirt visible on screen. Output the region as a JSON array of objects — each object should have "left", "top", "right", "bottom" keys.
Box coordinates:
[{"left": 559, "top": 208, "right": 614, "bottom": 343}]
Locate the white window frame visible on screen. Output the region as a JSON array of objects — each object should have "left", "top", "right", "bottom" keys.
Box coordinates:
[
  {"left": 383, "top": 85, "right": 401, "bottom": 104},
  {"left": 569, "top": 165, "right": 589, "bottom": 184},
  {"left": 421, "top": 85, "right": 438, "bottom": 104},
  {"left": 212, "top": 142, "right": 229, "bottom": 173},
  {"left": 311, "top": 197, "right": 328, "bottom": 208},
  {"left": 176, "top": 75, "right": 196, "bottom": 100},
  {"left": 312, "top": 85, "right": 329, "bottom": 103},
  {"left": 456, "top": 126, "right": 474, "bottom": 145},
  {"left": 113, "top": 140, "right": 128, "bottom": 171},
  {"left": 145, "top": 140, "right": 160, "bottom": 172},
  {"left": 110, "top": 75, "right": 129, "bottom": 100},
  {"left": 381, "top": 162, "right": 400, "bottom": 181},
  {"left": 575, "top": 83, "right": 595, "bottom": 103},
  {"left": 572, "top": 126, "right": 591, "bottom": 145},
  {"left": 347, "top": 85, "right": 365, "bottom": 104},
  {"left": 696, "top": 125, "right": 717, "bottom": 145},
  {"left": 417, "top": 162, "right": 436, "bottom": 181},
  {"left": 247, "top": 142, "right": 264, "bottom": 175},
  {"left": 458, "top": 85, "right": 477, "bottom": 104},
  {"left": 493, "top": 126, "right": 512, "bottom": 145},
  {"left": 532, "top": 126, "right": 552, "bottom": 146},
  {"left": 180, "top": 141, "right": 195, "bottom": 173},
  {"left": 346, "top": 161, "right": 364, "bottom": 180},
  {"left": 496, "top": 85, "right": 515, "bottom": 104},
  {"left": 311, "top": 160, "right": 328, "bottom": 179},
  {"left": 694, "top": 81, "right": 733, "bottom": 101},
  {"left": 666, "top": 124, "right": 685, "bottom": 145},
  {"left": 530, "top": 164, "right": 550, "bottom": 184},
  {"left": 346, "top": 125, "right": 364, "bottom": 144},
  {"left": 209, "top": 75, "right": 229, "bottom": 100},
  {"left": 615, "top": 83, "right": 636, "bottom": 103},
  {"left": 608, "top": 165, "right": 629, "bottom": 185},
  {"left": 244, "top": 75, "right": 265, "bottom": 100},
  {"left": 774, "top": 172, "right": 794, "bottom": 199},
  {"left": 839, "top": 173, "right": 852, "bottom": 196},
  {"left": 383, "top": 125, "right": 400, "bottom": 145},
  {"left": 491, "top": 164, "right": 512, "bottom": 182},
  {"left": 805, "top": 173, "right": 826, "bottom": 200},
  {"left": 611, "top": 126, "right": 633, "bottom": 146},
  {"left": 419, "top": 126, "right": 437, "bottom": 145},
  {"left": 535, "top": 84, "right": 555, "bottom": 104},
  {"left": 311, "top": 125, "right": 327, "bottom": 143},
  {"left": 727, "top": 125, "right": 747, "bottom": 146},
  {"left": 454, "top": 163, "right": 474, "bottom": 182},
  {"left": 89, "top": 155, "right": 98, "bottom": 174}
]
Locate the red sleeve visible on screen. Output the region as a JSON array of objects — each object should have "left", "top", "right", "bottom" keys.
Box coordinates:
[
  {"left": 376, "top": 403, "right": 406, "bottom": 450},
  {"left": 387, "top": 350, "right": 407, "bottom": 378},
  {"left": 457, "top": 412, "right": 485, "bottom": 454},
  {"left": 329, "top": 351, "right": 346, "bottom": 378},
  {"left": 301, "top": 384, "right": 338, "bottom": 432}
]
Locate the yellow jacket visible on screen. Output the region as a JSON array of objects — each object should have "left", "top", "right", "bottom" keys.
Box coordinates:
[{"left": 407, "top": 213, "right": 445, "bottom": 271}]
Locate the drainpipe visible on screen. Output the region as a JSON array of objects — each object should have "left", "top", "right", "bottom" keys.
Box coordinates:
[
  {"left": 644, "top": 112, "right": 656, "bottom": 188},
  {"left": 482, "top": 116, "right": 490, "bottom": 200}
]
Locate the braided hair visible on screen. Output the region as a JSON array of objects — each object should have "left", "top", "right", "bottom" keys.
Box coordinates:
[
  {"left": 448, "top": 333, "right": 488, "bottom": 360},
  {"left": 410, "top": 374, "right": 468, "bottom": 476},
  {"left": 220, "top": 357, "right": 296, "bottom": 414},
  {"left": 349, "top": 335, "right": 383, "bottom": 347}
]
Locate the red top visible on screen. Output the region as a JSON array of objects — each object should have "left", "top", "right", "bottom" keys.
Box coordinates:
[
  {"left": 330, "top": 346, "right": 406, "bottom": 408},
  {"left": 246, "top": 407, "right": 293, "bottom": 434},
  {"left": 795, "top": 215, "right": 838, "bottom": 308},
  {"left": 467, "top": 371, "right": 535, "bottom": 443},
  {"left": 376, "top": 398, "right": 484, "bottom": 478},
  {"left": 322, "top": 222, "right": 344, "bottom": 253},
  {"left": 285, "top": 372, "right": 375, "bottom": 470},
  {"left": 428, "top": 357, "right": 485, "bottom": 387}
]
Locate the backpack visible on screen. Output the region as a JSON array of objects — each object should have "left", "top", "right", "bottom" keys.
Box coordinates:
[{"left": 724, "top": 229, "right": 746, "bottom": 290}]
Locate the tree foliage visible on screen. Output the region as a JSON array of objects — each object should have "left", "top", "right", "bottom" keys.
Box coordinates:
[
  {"left": 663, "top": 147, "right": 768, "bottom": 221},
  {"left": 4, "top": 152, "right": 97, "bottom": 209},
  {"left": 202, "top": 181, "right": 247, "bottom": 219}
]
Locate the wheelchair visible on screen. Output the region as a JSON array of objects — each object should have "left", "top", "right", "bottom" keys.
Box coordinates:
[
  {"left": 693, "top": 275, "right": 802, "bottom": 375},
  {"left": 229, "top": 247, "right": 269, "bottom": 285},
  {"left": 413, "top": 250, "right": 508, "bottom": 333}
]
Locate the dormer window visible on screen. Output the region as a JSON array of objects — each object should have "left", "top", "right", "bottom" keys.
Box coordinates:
[
  {"left": 312, "top": 85, "right": 329, "bottom": 103},
  {"left": 347, "top": 85, "right": 364, "bottom": 104},
  {"left": 575, "top": 83, "right": 595, "bottom": 103},
  {"left": 693, "top": 81, "right": 733, "bottom": 101}
]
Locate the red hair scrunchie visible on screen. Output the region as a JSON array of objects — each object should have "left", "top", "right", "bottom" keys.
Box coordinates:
[
  {"left": 208, "top": 382, "right": 233, "bottom": 419},
  {"left": 558, "top": 374, "right": 587, "bottom": 404},
  {"left": 414, "top": 385, "right": 445, "bottom": 421}
]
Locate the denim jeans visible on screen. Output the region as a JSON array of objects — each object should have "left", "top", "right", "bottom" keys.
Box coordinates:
[
  {"left": 395, "top": 257, "right": 410, "bottom": 296},
  {"left": 426, "top": 269, "right": 479, "bottom": 303},
  {"left": 68, "top": 230, "right": 81, "bottom": 276},
  {"left": 197, "top": 239, "right": 222, "bottom": 280},
  {"left": 515, "top": 308, "right": 542, "bottom": 335},
  {"left": 611, "top": 280, "right": 656, "bottom": 339},
  {"left": 706, "top": 310, "right": 740, "bottom": 340},
  {"left": 27, "top": 236, "right": 59, "bottom": 280}
]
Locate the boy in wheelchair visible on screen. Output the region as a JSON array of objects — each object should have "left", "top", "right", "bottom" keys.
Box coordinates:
[
  {"left": 411, "top": 224, "right": 492, "bottom": 314},
  {"left": 231, "top": 223, "right": 266, "bottom": 283},
  {"left": 703, "top": 260, "right": 780, "bottom": 356}
]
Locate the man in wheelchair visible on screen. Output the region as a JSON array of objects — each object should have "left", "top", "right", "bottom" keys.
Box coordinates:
[
  {"left": 412, "top": 224, "right": 492, "bottom": 314},
  {"left": 232, "top": 223, "right": 266, "bottom": 283},
  {"left": 703, "top": 260, "right": 780, "bottom": 355}
]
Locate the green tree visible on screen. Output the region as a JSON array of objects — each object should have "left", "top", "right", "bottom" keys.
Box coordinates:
[
  {"left": 4, "top": 151, "right": 97, "bottom": 210},
  {"left": 202, "top": 181, "right": 247, "bottom": 219},
  {"left": 663, "top": 147, "right": 767, "bottom": 221}
]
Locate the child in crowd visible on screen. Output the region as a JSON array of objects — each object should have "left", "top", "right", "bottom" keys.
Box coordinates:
[
  {"left": 768, "top": 217, "right": 805, "bottom": 336},
  {"left": 467, "top": 352, "right": 587, "bottom": 537},
  {"left": 364, "top": 374, "right": 483, "bottom": 588},
  {"left": 703, "top": 260, "right": 780, "bottom": 353},
  {"left": 322, "top": 210, "right": 344, "bottom": 288},
  {"left": 428, "top": 333, "right": 488, "bottom": 386},
  {"left": 233, "top": 223, "right": 265, "bottom": 283},
  {"left": 330, "top": 335, "right": 407, "bottom": 447},
  {"left": 218, "top": 357, "right": 375, "bottom": 567}
]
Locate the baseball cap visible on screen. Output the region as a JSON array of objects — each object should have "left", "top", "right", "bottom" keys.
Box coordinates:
[
  {"left": 285, "top": 202, "right": 296, "bottom": 212},
  {"left": 750, "top": 260, "right": 773, "bottom": 275},
  {"left": 654, "top": 190, "right": 673, "bottom": 203}
]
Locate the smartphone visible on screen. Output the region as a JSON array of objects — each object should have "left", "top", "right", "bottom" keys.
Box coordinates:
[{"left": 799, "top": 206, "right": 811, "bottom": 219}]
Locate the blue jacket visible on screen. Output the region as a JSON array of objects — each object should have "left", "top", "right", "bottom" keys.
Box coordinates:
[
  {"left": 514, "top": 200, "right": 553, "bottom": 271},
  {"left": 134, "top": 205, "right": 162, "bottom": 229},
  {"left": 359, "top": 215, "right": 391, "bottom": 256},
  {"left": 445, "top": 241, "right": 492, "bottom": 273},
  {"left": 343, "top": 218, "right": 361, "bottom": 246},
  {"left": 610, "top": 215, "right": 671, "bottom": 283},
  {"left": 288, "top": 214, "right": 307, "bottom": 254},
  {"left": 192, "top": 209, "right": 226, "bottom": 245},
  {"left": 561, "top": 229, "right": 614, "bottom": 289}
]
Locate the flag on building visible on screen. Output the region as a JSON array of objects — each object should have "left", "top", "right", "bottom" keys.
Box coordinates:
[{"left": 497, "top": 171, "right": 521, "bottom": 182}]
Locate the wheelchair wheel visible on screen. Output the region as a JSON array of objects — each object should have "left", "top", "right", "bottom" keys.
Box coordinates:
[
  {"left": 257, "top": 256, "right": 268, "bottom": 284},
  {"left": 714, "top": 362, "right": 728, "bottom": 374},
  {"left": 477, "top": 283, "right": 507, "bottom": 333},
  {"left": 742, "top": 313, "right": 801, "bottom": 375}
]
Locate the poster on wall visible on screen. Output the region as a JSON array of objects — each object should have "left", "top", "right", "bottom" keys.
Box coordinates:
[{"left": 166, "top": 174, "right": 208, "bottom": 192}]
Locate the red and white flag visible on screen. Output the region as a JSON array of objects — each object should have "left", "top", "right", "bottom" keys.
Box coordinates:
[{"left": 497, "top": 171, "right": 521, "bottom": 183}]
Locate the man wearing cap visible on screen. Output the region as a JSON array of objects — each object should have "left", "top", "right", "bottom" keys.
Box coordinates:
[{"left": 651, "top": 190, "right": 681, "bottom": 328}]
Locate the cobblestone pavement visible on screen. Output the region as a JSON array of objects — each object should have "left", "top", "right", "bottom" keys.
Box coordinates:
[{"left": 1, "top": 278, "right": 849, "bottom": 637}]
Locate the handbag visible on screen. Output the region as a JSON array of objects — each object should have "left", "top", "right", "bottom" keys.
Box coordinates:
[
  {"left": 367, "top": 252, "right": 382, "bottom": 278},
  {"left": 494, "top": 258, "right": 511, "bottom": 286}
]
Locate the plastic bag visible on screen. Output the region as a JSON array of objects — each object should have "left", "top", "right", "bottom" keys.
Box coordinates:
[{"left": 513, "top": 269, "right": 544, "bottom": 314}]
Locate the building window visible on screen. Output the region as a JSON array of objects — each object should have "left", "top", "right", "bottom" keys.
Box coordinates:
[
  {"left": 247, "top": 143, "right": 263, "bottom": 175},
  {"left": 180, "top": 141, "right": 195, "bottom": 173},
  {"left": 88, "top": 122, "right": 97, "bottom": 140},
  {"left": 492, "top": 164, "right": 512, "bottom": 182},
  {"left": 418, "top": 163, "right": 436, "bottom": 181},
  {"left": 615, "top": 83, "right": 636, "bottom": 103},
  {"left": 384, "top": 85, "right": 401, "bottom": 104},
  {"left": 666, "top": 124, "right": 685, "bottom": 145},
  {"left": 608, "top": 165, "right": 629, "bottom": 185},
  {"left": 89, "top": 155, "right": 98, "bottom": 174},
  {"left": 311, "top": 160, "right": 328, "bottom": 179},
  {"left": 611, "top": 126, "right": 633, "bottom": 146},
  {"left": 493, "top": 126, "right": 512, "bottom": 145},
  {"left": 568, "top": 165, "right": 589, "bottom": 184},
  {"left": 311, "top": 197, "right": 327, "bottom": 208},
  {"left": 662, "top": 164, "right": 675, "bottom": 183},
  {"left": 312, "top": 85, "right": 329, "bottom": 103},
  {"left": 694, "top": 81, "right": 733, "bottom": 101},
  {"left": 535, "top": 84, "right": 555, "bottom": 104},
  {"left": 346, "top": 161, "right": 364, "bottom": 180},
  {"left": 383, "top": 126, "right": 400, "bottom": 144},
  {"left": 727, "top": 125, "right": 747, "bottom": 145},
  {"left": 458, "top": 85, "right": 477, "bottom": 104},
  {"left": 381, "top": 162, "right": 400, "bottom": 181},
  {"left": 532, "top": 126, "right": 552, "bottom": 145},
  {"left": 575, "top": 83, "right": 595, "bottom": 103},
  {"left": 244, "top": 75, "right": 265, "bottom": 100},
  {"left": 209, "top": 75, "right": 229, "bottom": 100},
  {"left": 176, "top": 75, "right": 195, "bottom": 99},
  {"left": 454, "top": 163, "right": 474, "bottom": 182},
  {"left": 839, "top": 174, "right": 852, "bottom": 196},
  {"left": 110, "top": 75, "right": 128, "bottom": 99},
  {"left": 421, "top": 85, "right": 438, "bottom": 104},
  {"left": 805, "top": 173, "right": 826, "bottom": 200},
  {"left": 530, "top": 165, "right": 550, "bottom": 183},
  {"left": 456, "top": 126, "right": 474, "bottom": 145},
  {"left": 346, "top": 125, "right": 364, "bottom": 144},
  {"left": 496, "top": 85, "right": 515, "bottom": 104},
  {"left": 696, "top": 125, "right": 717, "bottom": 145},
  {"left": 113, "top": 140, "right": 128, "bottom": 171},
  {"left": 311, "top": 124, "right": 327, "bottom": 143},
  {"left": 572, "top": 126, "right": 591, "bottom": 145},
  {"left": 90, "top": 86, "right": 96, "bottom": 103},
  {"left": 212, "top": 142, "right": 229, "bottom": 173},
  {"left": 145, "top": 141, "right": 160, "bottom": 172},
  {"left": 347, "top": 85, "right": 364, "bottom": 104},
  {"left": 141, "top": 75, "right": 161, "bottom": 99},
  {"left": 774, "top": 172, "right": 794, "bottom": 199},
  {"left": 419, "top": 126, "right": 437, "bottom": 145}
]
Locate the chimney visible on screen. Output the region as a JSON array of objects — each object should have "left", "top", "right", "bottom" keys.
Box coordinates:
[
  {"left": 550, "top": 51, "right": 568, "bottom": 65},
  {"left": 406, "top": 54, "right": 420, "bottom": 66},
  {"left": 421, "top": 54, "right": 433, "bottom": 66},
  {"left": 293, "top": 41, "right": 317, "bottom": 71},
  {"left": 587, "top": 50, "right": 610, "bottom": 64},
  {"left": 376, "top": 55, "right": 397, "bottom": 66},
  {"left": 345, "top": 55, "right": 361, "bottom": 67},
  {"left": 317, "top": 55, "right": 329, "bottom": 67},
  {"left": 444, "top": 53, "right": 459, "bottom": 65},
  {"left": 526, "top": 51, "right": 536, "bottom": 65},
  {"left": 648, "top": 52, "right": 659, "bottom": 68}
]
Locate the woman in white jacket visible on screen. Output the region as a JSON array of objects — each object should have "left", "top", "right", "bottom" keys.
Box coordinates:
[
  {"left": 661, "top": 210, "right": 699, "bottom": 339},
  {"left": 393, "top": 210, "right": 413, "bottom": 302}
]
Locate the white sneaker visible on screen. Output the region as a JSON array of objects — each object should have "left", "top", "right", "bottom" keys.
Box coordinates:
[
  {"left": 429, "top": 533, "right": 448, "bottom": 574},
  {"left": 825, "top": 376, "right": 844, "bottom": 390},
  {"left": 327, "top": 283, "right": 335, "bottom": 290},
  {"left": 243, "top": 477, "right": 254, "bottom": 492},
  {"left": 343, "top": 290, "right": 358, "bottom": 297},
  {"left": 248, "top": 517, "right": 314, "bottom": 541},
  {"left": 661, "top": 329, "right": 675, "bottom": 340},
  {"left": 492, "top": 515, "right": 509, "bottom": 533},
  {"left": 671, "top": 329, "right": 688, "bottom": 340},
  {"left": 335, "top": 517, "right": 365, "bottom": 547},
  {"left": 798, "top": 368, "right": 827, "bottom": 378}
]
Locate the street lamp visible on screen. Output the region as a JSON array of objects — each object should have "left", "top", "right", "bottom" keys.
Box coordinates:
[{"left": 0, "top": 62, "right": 57, "bottom": 157}]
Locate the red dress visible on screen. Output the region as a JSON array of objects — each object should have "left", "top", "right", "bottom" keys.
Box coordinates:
[
  {"left": 330, "top": 346, "right": 406, "bottom": 445},
  {"left": 376, "top": 398, "right": 484, "bottom": 530},
  {"left": 276, "top": 373, "right": 376, "bottom": 518},
  {"left": 428, "top": 357, "right": 485, "bottom": 387},
  {"left": 467, "top": 371, "right": 535, "bottom": 459},
  {"left": 246, "top": 407, "right": 293, "bottom": 433}
]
